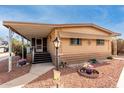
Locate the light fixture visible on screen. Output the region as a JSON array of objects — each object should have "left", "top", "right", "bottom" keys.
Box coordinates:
[
  {"left": 53, "top": 37, "right": 60, "bottom": 48},
  {"left": 53, "top": 37, "right": 61, "bottom": 70}
]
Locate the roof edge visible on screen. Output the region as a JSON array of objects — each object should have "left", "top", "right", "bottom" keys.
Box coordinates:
[{"left": 3, "top": 21, "right": 121, "bottom": 36}]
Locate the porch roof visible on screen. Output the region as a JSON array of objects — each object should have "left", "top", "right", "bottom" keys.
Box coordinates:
[{"left": 3, "top": 21, "right": 121, "bottom": 40}]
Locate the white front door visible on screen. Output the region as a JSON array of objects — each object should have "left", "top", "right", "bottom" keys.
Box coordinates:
[{"left": 35, "top": 38, "right": 43, "bottom": 52}]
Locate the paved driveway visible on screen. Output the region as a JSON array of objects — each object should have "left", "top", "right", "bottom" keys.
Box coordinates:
[
  {"left": 0, "top": 53, "right": 9, "bottom": 62},
  {"left": 117, "top": 67, "right": 124, "bottom": 88},
  {"left": 0, "top": 63, "right": 54, "bottom": 88}
]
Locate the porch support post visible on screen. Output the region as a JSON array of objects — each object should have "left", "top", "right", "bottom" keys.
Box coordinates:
[
  {"left": 32, "top": 46, "right": 34, "bottom": 63},
  {"left": 8, "top": 27, "right": 12, "bottom": 72},
  {"left": 27, "top": 39, "right": 29, "bottom": 45},
  {"left": 31, "top": 38, "right": 35, "bottom": 63},
  {"left": 22, "top": 37, "right": 24, "bottom": 59}
]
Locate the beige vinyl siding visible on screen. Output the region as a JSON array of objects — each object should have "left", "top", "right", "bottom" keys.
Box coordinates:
[
  {"left": 60, "top": 38, "right": 111, "bottom": 55},
  {"left": 60, "top": 52, "right": 111, "bottom": 64},
  {"left": 60, "top": 38, "right": 112, "bottom": 64},
  {"left": 47, "top": 26, "right": 112, "bottom": 64},
  {"left": 57, "top": 26, "right": 113, "bottom": 64}
]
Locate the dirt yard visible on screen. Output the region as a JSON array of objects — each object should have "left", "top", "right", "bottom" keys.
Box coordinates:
[
  {"left": 0, "top": 56, "right": 31, "bottom": 85},
  {"left": 24, "top": 59, "right": 124, "bottom": 88}
]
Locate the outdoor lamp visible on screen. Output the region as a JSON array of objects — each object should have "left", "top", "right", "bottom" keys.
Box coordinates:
[
  {"left": 53, "top": 37, "right": 60, "bottom": 70},
  {"left": 53, "top": 37, "right": 60, "bottom": 48}
]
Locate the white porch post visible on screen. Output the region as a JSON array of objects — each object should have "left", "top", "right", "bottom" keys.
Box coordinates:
[
  {"left": 27, "top": 39, "right": 29, "bottom": 45},
  {"left": 32, "top": 46, "right": 34, "bottom": 63},
  {"left": 8, "top": 27, "right": 12, "bottom": 72},
  {"left": 22, "top": 37, "right": 24, "bottom": 59}
]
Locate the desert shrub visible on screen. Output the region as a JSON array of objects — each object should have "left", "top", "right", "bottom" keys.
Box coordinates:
[
  {"left": 107, "top": 56, "right": 113, "bottom": 60},
  {"left": 88, "top": 58, "right": 97, "bottom": 64},
  {"left": 59, "top": 61, "right": 67, "bottom": 68}
]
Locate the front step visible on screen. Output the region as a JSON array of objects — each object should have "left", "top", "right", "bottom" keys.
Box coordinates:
[{"left": 32, "top": 52, "right": 52, "bottom": 64}]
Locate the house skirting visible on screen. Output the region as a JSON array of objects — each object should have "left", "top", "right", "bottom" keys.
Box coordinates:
[{"left": 59, "top": 52, "right": 111, "bottom": 64}]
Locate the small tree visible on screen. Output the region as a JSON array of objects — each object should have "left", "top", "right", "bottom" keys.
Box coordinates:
[
  {"left": 12, "top": 38, "right": 21, "bottom": 54},
  {"left": 12, "top": 38, "right": 27, "bottom": 58}
]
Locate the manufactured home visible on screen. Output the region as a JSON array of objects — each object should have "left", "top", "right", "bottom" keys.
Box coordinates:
[{"left": 3, "top": 21, "right": 120, "bottom": 64}]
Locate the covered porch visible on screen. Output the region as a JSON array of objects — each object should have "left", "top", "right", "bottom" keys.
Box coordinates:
[
  {"left": 3, "top": 21, "right": 56, "bottom": 53},
  {"left": 3, "top": 21, "right": 59, "bottom": 72}
]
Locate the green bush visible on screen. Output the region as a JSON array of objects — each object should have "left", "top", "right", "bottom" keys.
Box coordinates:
[{"left": 89, "top": 58, "right": 97, "bottom": 64}]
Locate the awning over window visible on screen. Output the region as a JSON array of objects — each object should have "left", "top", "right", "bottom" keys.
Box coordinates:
[{"left": 59, "top": 31, "right": 112, "bottom": 40}]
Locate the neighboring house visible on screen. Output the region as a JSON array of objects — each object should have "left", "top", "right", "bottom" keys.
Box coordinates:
[
  {"left": 0, "top": 40, "right": 8, "bottom": 53},
  {"left": 3, "top": 21, "right": 120, "bottom": 64}
]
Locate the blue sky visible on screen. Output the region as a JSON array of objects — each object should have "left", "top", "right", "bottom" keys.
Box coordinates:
[{"left": 0, "top": 5, "right": 124, "bottom": 40}]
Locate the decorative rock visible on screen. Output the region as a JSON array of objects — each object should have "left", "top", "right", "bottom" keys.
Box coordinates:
[
  {"left": 78, "top": 67, "right": 99, "bottom": 79},
  {"left": 17, "top": 59, "right": 27, "bottom": 67}
]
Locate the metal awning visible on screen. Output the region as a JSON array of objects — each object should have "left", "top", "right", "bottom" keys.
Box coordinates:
[
  {"left": 3, "top": 21, "right": 57, "bottom": 40},
  {"left": 59, "top": 32, "right": 112, "bottom": 40},
  {"left": 3, "top": 21, "right": 121, "bottom": 40}
]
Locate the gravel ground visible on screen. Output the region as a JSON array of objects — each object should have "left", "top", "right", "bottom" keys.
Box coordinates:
[
  {"left": 24, "top": 59, "right": 124, "bottom": 88},
  {"left": 0, "top": 56, "right": 31, "bottom": 85}
]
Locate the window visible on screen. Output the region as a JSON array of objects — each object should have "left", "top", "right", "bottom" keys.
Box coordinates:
[
  {"left": 96, "top": 39, "right": 104, "bottom": 45},
  {"left": 37, "top": 39, "right": 42, "bottom": 45},
  {"left": 32, "top": 38, "right": 35, "bottom": 46},
  {"left": 70, "top": 38, "right": 81, "bottom": 45}
]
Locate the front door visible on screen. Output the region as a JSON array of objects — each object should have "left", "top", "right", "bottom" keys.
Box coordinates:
[{"left": 36, "top": 38, "right": 43, "bottom": 52}]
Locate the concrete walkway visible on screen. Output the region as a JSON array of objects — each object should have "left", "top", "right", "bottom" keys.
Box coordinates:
[
  {"left": 117, "top": 67, "right": 124, "bottom": 88},
  {"left": 0, "top": 63, "right": 54, "bottom": 88},
  {"left": 113, "top": 55, "right": 124, "bottom": 88},
  {"left": 0, "top": 52, "right": 14, "bottom": 62}
]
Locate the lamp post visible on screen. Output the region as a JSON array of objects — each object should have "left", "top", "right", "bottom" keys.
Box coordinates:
[{"left": 53, "top": 37, "right": 60, "bottom": 70}]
